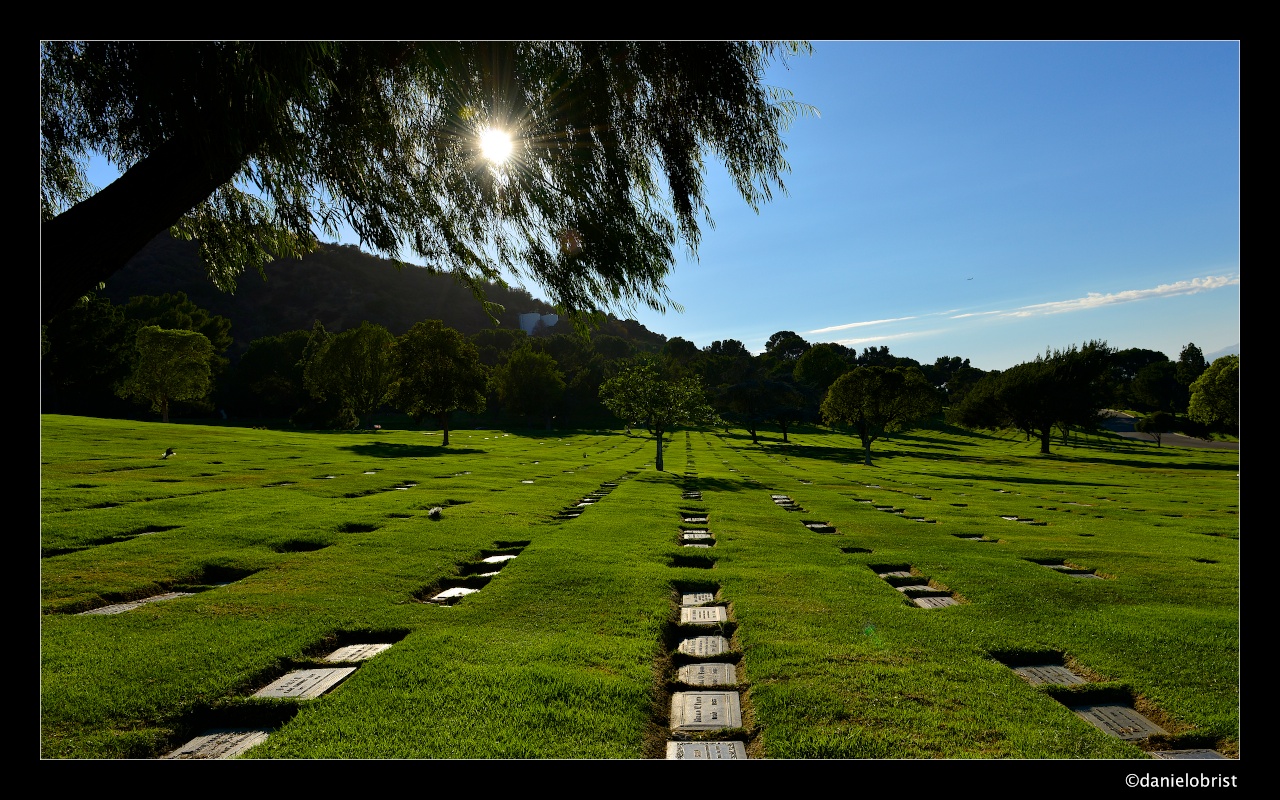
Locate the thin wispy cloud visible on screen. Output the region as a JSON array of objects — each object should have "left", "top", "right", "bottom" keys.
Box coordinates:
[
  {"left": 806, "top": 315, "right": 919, "bottom": 335},
  {"left": 831, "top": 330, "right": 941, "bottom": 347},
  {"left": 1000, "top": 275, "right": 1238, "bottom": 318}
]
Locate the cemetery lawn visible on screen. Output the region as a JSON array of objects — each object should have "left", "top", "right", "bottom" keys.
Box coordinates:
[{"left": 40, "top": 414, "right": 1239, "bottom": 759}]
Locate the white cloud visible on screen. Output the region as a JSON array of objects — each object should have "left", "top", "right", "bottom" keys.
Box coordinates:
[
  {"left": 806, "top": 315, "right": 919, "bottom": 335},
  {"left": 1000, "top": 275, "right": 1238, "bottom": 318}
]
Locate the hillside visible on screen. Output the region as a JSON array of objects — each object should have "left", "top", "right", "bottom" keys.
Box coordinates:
[{"left": 99, "top": 234, "right": 668, "bottom": 360}]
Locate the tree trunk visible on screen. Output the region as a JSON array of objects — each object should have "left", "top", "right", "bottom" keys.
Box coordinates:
[
  {"left": 42, "top": 129, "right": 255, "bottom": 324},
  {"left": 161, "top": 397, "right": 170, "bottom": 424},
  {"left": 439, "top": 412, "right": 450, "bottom": 446},
  {"left": 655, "top": 429, "right": 664, "bottom": 471},
  {"left": 1040, "top": 427, "right": 1051, "bottom": 454}
]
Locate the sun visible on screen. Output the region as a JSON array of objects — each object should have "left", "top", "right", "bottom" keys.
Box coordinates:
[{"left": 478, "top": 127, "right": 513, "bottom": 165}]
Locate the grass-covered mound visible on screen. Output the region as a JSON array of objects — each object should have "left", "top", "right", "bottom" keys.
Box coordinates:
[{"left": 40, "top": 415, "right": 1238, "bottom": 758}]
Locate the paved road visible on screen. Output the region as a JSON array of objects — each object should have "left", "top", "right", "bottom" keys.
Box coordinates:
[{"left": 1098, "top": 410, "right": 1239, "bottom": 451}]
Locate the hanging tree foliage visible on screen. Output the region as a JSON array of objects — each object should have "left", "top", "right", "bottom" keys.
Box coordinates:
[{"left": 41, "top": 41, "right": 813, "bottom": 324}]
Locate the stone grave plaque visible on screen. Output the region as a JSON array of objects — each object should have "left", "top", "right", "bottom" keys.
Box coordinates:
[
  {"left": 682, "top": 533, "right": 713, "bottom": 541},
  {"left": 521, "top": 480, "right": 534, "bottom": 484},
  {"left": 913, "top": 596, "right": 958, "bottom": 609},
  {"left": 681, "top": 592, "right": 716, "bottom": 606},
  {"left": 1000, "top": 515, "right": 1019, "bottom": 521},
  {"left": 79, "top": 592, "right": 195, "bottom": 615},
  {"left": 429, "top": 586, "right": 479, "bottom": 603},
  {"left": 896, "top": 584, "right": 947, "bottom": 596},
  {"left": 683, "top": 543, "right": 712, "bottom": 548},
  {"left": 1012, "top": 664, "right": 1086, "bottom": 686},
  {"left": 363, "top": 471, "right": 376, "bottom": 475},
  {"left": 670, "top": 692, "right": 742, "bottom": 731},
  {"left": 325, "top": 643, "right": 393, "bottom": 662},
  {"left": 682, "top": 528, "right": 710, "bottom": 534},
  {"left": 1150, "top": 749, "right": 1228, "bottom": 760},
  {"left": 770, "top": 494, "right": 789, "bottom": 500},
  {"left": 804, "top": 523, "right": 836, "bottom": 533},
  {"left": 254, "top": 666, "right": 356, "bottom": 699},
  {"left": 683, "top": 516, "right": 709, "bottom": 524},
  {"left": 1069, "top": 704, "right": 1167, "bottom": 740},
  {"left": 482, "top": 554, "right": 517, "bottom": 564},
  {"left": 878, "top": 570, "right": 913, "bottom": 578},
  {"left": 681, "top": 606, "right": 728, "bottom": 625},
  {"left": 164, "top": 728, "right": 271, "bottom": 759},
  {"left": 678, "top": 636, "right": 730, "bottom": 657},
  {"left": 676, "top": 662, "right": 737, "bottom": 686},
  {"left": 665, "top": 741, "right": 747, "bottom": 760}
]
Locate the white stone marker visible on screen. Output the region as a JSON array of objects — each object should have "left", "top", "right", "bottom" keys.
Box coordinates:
[
  {"left": 681, "top": 592, "right": 716, "bottom": 606},
  {"left": 682, "top": 532, "right": 713, "bottom": 541},
  {"left": 666, "top": 741, "right": 747, "bottom": 760},
  {"left": 680, "top": 606, "right": 728, "bottom": 625},
  {"left": 79, "top": 592, "right": 195, "bottom": 615},
  {"left": 325, "top": 643, "right": 393, "bottom": 662},
  {"left": 430, "top": 586, "right": 479, "bottom": 602},
  {"left": 1150, "top": 749, "right": 1228, "bottom": 760},
  {"left": 254, "top": 667, "right": 356, "bottom": 699},
  {"left": 670, "top": 692, "right": 742, "bottom": 730},
  {"left": 678, "top": 636, "right": 730, "bottom": 657},
  {"left": 677, "top": 662, "right": 737, "bottom": 686},
  {"left": 482, "top": 554, "right": 517, "bottom": 564},
  {"left": 682, "top": 516, "right": 708, "bottom": 523},
  {"left": 1069, "top": 704, "right": 1168, "bottom": 740},
  {"left": 164, "top": 728, "right": 271, "bottom": 759}
]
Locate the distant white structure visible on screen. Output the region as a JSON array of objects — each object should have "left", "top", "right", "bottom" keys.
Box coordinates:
[{"left": 518, "top": 312, "right": 559, "bottom": 334}]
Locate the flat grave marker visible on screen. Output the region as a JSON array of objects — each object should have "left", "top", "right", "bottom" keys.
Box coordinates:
[
  {"left": 428, "top": 586, "right": 479, "bottom": 603},
  {"left": 678, "top": 635, "right": 730, "bottom": 657},
  {"left": 163, "top": 728, "right": 271, "bottom": 759},
  {"left": 666, "top": 741, "right": 747, "bottom": 760},
  {"left": 1069, "top": 704, "right": 1168, "bottom": 740},
  {"left": 670, "top": 691, "right": 742, "bottom": 731},
  {"left": 1150, "top": 749, "right": 1229, "bottom": 760},
  {"left": 1011, "top": 664, "right": 1086, "bottom": 685},
  {"left": 254, "top": 666, "right": 356, "bottom": 699},
  {"left": 913, "top": 596, "right": 959, "bottom": 609},
  {"left": 680, "top": 606, "right": 729, "bottom": 625},
  {"left": 482, "top": 554, "right": 517, "bottom": 564},
  {"left": 78, "top": 592, "right": 195, "bottom": 615},
  {"left": 325, "top": 643, "right": 393, "bottom": 662},
  {"left": 681, "top": 592, "right": 717, "bottom": 606},
  {"left": 676, "top": 662, "right": 737, "bottom": 686},
  {"left": 681, "top": 532, "right": 713, "bottom": 541}
]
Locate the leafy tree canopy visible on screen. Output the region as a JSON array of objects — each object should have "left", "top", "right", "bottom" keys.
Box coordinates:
[
  {"left": 391, "top": 320, "right": 488, "bottom": 444},
  {"left": 821, "top": 365, "right": 939, "bottom": 465},
  {"left": 41, "top": 41, "right": 813, "bottom": 325},
  {"left": 599, "top": 356, "right": 712, "bottom": 470},
  {"left": 118, "top": 326, "right": 214, "bottom": 423},
  {"left": 1188, "top": 354, "right": 1239, "bottom": 433}
]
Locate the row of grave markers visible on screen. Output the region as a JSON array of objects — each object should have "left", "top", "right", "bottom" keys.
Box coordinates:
[
  {"left": 164, "top": 640, "right": 395, "bottom": 758},
  {"left": 665, "top": 472, "right": 749, "bottom": 760}
]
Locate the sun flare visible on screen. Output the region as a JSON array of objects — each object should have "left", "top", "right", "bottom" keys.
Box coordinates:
[{"left": 479, "top": 127, "right": 513, "bottom": 165}]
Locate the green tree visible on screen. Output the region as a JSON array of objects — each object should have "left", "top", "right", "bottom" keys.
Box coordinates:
[
  {"left": 492, "top": 347, "right": 565, "bottom": 430},
  {"left": 1176, "top": 342, "right": 1208, "bottom": 388},
  {"left": 390, "top": 321, "right": 488, "bottom": 445},
  {"left": 1131, "top": 361, "right": 1187, "bottom": 413},
  {"left": 228, "top": 330, "right": 312, "bottom": 418},
  {"left": 599, "top": 357, "right": 712, "bottom": 471},
  {"left": 1188, "top": 354, "right": 1239, "bottom": 434},
  {"left": 951, "top": 341, "right": 1114, "bottom": 454},
  {"left": 41, "top": 41, "right": 811, "bottom": 324},
  {"left": 1136, "top": 410, "right": 1175, "bottom": 448},
  {"left": 305, "top": 321, "right": 395, "bottom": 428},
  {"left": 118, "top": 326, "right": 214, "bottom": 423},
  {"left": 794, "top": 343, "right": 853, "bottom": 396},
  {"left": 821, "top": 366, "right": 939, "bottom": 465}
]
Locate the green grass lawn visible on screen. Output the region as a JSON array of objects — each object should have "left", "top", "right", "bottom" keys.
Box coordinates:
[{"left": 39, "top": 414, "right": 1239, "bottom": 759}]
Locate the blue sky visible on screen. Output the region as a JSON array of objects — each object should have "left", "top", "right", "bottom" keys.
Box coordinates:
[
  {"left": 629, "top": 41, "right": 1240, "bottom": 371},
  {"left": 84, "top": 41, "right": 1239, "bottom": 372}
]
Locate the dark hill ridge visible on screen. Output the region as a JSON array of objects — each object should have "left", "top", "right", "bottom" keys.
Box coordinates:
[{"left": 100, "top": 234, "right": 667, "bottom": 360}]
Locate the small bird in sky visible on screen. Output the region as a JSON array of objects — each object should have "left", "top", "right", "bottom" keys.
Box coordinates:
[{"left": 162, "top": 448, "right": 176, "bottom": 459}]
